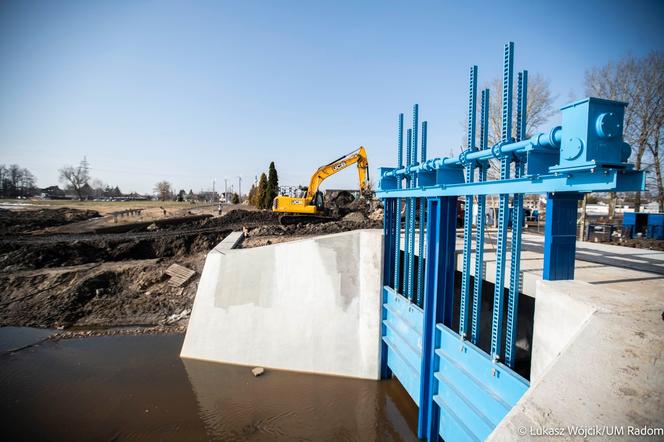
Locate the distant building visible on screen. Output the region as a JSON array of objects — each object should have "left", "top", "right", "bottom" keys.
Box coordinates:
[{"left": 40, "top": 185, "right": 67, "bottom": 199}]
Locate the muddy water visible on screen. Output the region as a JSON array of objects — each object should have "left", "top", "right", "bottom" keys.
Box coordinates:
[{"left": 0, "top": 333, "right": 418, "bottom": 441}]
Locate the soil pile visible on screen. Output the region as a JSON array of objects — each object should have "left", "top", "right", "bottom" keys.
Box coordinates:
[
  {"left": 0, "top": 208, "right": 100, "bottom": 235},
  {"left": 0, "top": 207, "right": 230, "bottom": 330}
]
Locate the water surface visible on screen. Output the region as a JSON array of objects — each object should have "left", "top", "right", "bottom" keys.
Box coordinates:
[{"left": 0, "top": 333, "right": 418, "bottom": 441}]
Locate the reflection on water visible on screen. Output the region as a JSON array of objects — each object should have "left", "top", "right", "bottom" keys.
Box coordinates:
[
  {"left": 0, "top": 333, "right": 418, "bottom": 441},
  {"left": 0, "top": 326, "right": 54, "bottom": 353}
]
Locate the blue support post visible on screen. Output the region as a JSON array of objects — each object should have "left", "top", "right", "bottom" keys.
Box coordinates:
[
  {"left": 407, "top": 105, "right": 419, "bottom": 302},
  {"left": 380, "top": 198, "right": 395, "bottom": 379},
  {"left": 543, "top": 192, "right": 580, "bottom": 280},
  {"left": 394, "top": 114, "right": 404, "bottom": 292},
  {"left": 417, "top": 121, "right": 428, "bottom": 306},
  {"left": 471, "top": 88, "right": 490, "bottom": 345},
  {"left": 491, "top": 41, "right": 514, "bottom": 361},
  {"left": 506, "top": 71, "right": 528, "bottom": 367},
  {"left": 418, "top": 196, "right": 457, "bottom": 440},
  {"left": 402, "top": 129, "right": 412, "bottom": 296},
  {"left": 459, "top": 65, "right": 478, "bottom": 339}
]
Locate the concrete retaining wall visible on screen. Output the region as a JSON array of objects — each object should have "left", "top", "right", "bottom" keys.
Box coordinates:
[
  {"left": 490, "top": 278, "right": 664, "bottom": 440},
  {"left": 181, "top": 229, "right": 384, "bottom": 379}
]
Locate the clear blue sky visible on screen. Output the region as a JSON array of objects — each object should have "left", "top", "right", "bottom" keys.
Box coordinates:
[{"left": 1, "top": 0, "right": 663, "bottom": 194}]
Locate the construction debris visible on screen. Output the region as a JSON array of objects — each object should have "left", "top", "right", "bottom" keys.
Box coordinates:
[{"left": 165, "top": 263, "right": 196, "bottom": 287}]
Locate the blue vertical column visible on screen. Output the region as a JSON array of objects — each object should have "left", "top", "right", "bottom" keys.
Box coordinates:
[
  {"left": 543, "top": 192, "right": 580, "bottom": 280},
  {"left": 402, "top": 129, "right": 412, "bottom": 297},
  {"left": 459, "top": 65, "right": 478, "bottom": 339},
  {"left": 407, "top": 104, "right": 419, "bottom": 302},
  {"left": 416, "top": 121, "right": 427, "bottom": 307},
  {"left": 491, "top": 41, "right": 514, "bottom": 361},
  {"left": 505, "top": 71, "right": 528, "bottom": 368},
  {"left": 418, "top": 196, "right": 458, "bottom": 440},
  {"left": 471, "top": 88, "right": 490, "bottom": 345},
  {"left": 383, "top": 198, "right": 395, "bottom": 286},
  {"left": 380, "top": 197, "right": 395, "bottom": 379},
  {"left": 394, "top": 114, "right": 404, "bottom": 293}
]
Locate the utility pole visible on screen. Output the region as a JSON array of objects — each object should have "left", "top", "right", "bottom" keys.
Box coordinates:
[
  {"left": 212, "top": 179, "right": 216, "bottom": 201},
  {"left": 224, "top": 178, "right": 228, "bottom": 203},
  {"left": 237, "top": 176, "right": 242, "bottom": 199}
]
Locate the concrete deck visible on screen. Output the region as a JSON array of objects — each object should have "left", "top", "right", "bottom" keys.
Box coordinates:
[
  {"left": 405, "top": 230, "right": 664, "bottom": 298},
  {"left": 491, "top": 278, "right": 664, "bottom": 440}
]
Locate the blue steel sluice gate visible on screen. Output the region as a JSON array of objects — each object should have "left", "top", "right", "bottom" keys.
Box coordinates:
[{"left": 376, "top": 43, "right": 645, "bottom": 441}]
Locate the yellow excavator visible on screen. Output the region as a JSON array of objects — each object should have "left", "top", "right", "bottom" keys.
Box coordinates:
[{"left": 272, "top": 147, "right": 369, "bottom": 224}]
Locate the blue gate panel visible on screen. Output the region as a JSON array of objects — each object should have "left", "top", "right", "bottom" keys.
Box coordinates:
[
  {"left": 435, "top": 324, "right": 528, "bottom": 441},
  {"left": 382, "top": 286, "right": 423, "bottom": 406}
]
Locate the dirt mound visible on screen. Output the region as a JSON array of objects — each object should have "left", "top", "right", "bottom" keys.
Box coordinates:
[
  {"left": 0, "top": 230, "right": 229, "bottom": 272},
  {"left": 325, "top": 190, "right": 355, "bottom": 208},
  {"left": 0, "top": 208, "right": 100, "bottom": 235},
  {"left": 0, "top": 260, "right": 198, "bottom": 328},
  {"left": 202, "top": 209, "right": 281, "bottom": 228},
  {"left": 240, "top": 217, "right": 382, "bottom": 248},
  {"left": 612, "top": 238, "right": 664, "bottom": 251}
]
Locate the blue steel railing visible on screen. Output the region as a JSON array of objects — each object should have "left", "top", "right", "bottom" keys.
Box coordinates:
[{"left": 377, "top": 42, "right": 645, "bottom": 441}]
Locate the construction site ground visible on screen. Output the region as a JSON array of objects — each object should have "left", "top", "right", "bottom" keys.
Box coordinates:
[{"left": 0, "top": 199, "right": 380, "bottom": 338}]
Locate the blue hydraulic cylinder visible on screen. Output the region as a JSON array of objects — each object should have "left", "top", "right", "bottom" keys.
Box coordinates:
[
  {"left": 394, "top": 114, "right": 404, "bottom": 292},
  {"left": 490, "top": 41, "right": 514, "bottom": 360},
  {"left": 471, "top": 88, "right": 490, "bottom": 345},
  {"left": 459, "top": 65, "right": 477, "bottom": 339},
  {"left": 416, "top": 121, "right": 427, "bottom": 306},
  {"left": 543, "top": 192, "right": 581, "bottom": 280}
]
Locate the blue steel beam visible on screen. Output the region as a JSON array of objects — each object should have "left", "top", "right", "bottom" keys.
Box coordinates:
[
  {"left": 543, "top": 192, "right": 581, "bottom": 280},
  {"left": 418, "top": 196, "right": 458, "bottom": 440},
  {"left": 459, "top": 65, "right": 478, "bottom": 339},
  {"left": 490, "top": 41, "right": 514, "bottom": 361},
  {"left": 380, "top": 198, "right": 396, "bottom": 379},
  {"left": 394, "top": 114, "right": 404, "bottom": 293},
  {"left": 376, "top": 168, "right": 644, "bottom": 198},
  {"left": 471, "top": 88, "right": 490, "bottom": 345},
  {"left": 417, "top": 121, "right": 428, "bottom": 306}
]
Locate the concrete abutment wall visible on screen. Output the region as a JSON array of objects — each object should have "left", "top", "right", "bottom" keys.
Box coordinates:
[{"left": 181, "top": 229, "right": 383, "bottom": 379}]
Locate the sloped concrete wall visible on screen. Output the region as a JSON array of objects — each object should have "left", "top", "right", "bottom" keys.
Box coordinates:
[
  {"left": 181, "top": 229, "right": 383, "bottom": 379},
  {"left": 490, "top": 279, "right": 664, "bottom": 440}
]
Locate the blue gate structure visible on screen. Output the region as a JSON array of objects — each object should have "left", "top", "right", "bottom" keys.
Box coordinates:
[{"left": 377, "top": 43, "right": 645, "bottom": 441}]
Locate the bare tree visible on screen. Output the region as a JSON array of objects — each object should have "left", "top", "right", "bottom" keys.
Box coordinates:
[
  {"left": 0, "top": 164, "right": 36, "bottom": 197},
  {"left": 470, "top": 74, "right": 556, "bottom": 178},
  {"left": 59, "top": 157, "right": 90, "bottom": 200},
  {"left": 585, "top": 52, "right": 664, "bottom": 213},
  {"left": 154, "top": 181, "right": 172, "bottom": 201}
]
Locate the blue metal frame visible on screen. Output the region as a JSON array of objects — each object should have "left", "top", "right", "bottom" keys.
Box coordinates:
[
  {"left": 471, "top": 88, "right": 490, "bottom": 346},
  {"left": 378, "top": 42, "right": 645, "bottom": 441},
  {"left": 459, "top": 65, "right": 478, "bottom": 340}
]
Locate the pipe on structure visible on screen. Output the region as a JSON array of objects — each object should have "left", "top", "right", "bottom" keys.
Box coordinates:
[{"left": 382, "top": 125, "right": 562, "bottom": 178}]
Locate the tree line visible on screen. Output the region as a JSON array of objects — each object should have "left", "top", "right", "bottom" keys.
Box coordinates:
[
  {"left": 0, "top": 164, "right": 37, "bottom": 198},
  {"left": 248, "top": 161, "right": 279, "bottom": 209}
]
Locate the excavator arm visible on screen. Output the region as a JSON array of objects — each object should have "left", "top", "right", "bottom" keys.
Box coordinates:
[{"left": 305, "top": 147, "right": 369, "bottom": 200}]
